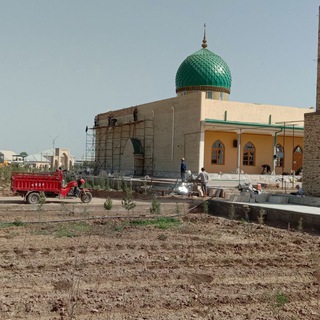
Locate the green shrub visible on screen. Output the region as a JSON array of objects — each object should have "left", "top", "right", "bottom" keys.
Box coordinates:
[
  {"left": 130, "top": 217, "right": 180, "bottom": 229},
  {"left": 150, "top": 195, "right": 161, "bottom": 214},
  {"left": 104, "top": 197, "right": 113, "bottom": 211},
  {"left": 275, "top": 292, "right": 288, "bottom": 308},
  {"left": 202, "top": 201, "right": 208, "bottom": 214}
]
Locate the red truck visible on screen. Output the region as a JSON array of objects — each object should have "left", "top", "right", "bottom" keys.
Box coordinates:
[{"left": 11, "top": 170, "right": 92, "bottom": 204}]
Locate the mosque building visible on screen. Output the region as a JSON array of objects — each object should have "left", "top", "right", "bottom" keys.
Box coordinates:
[{"left": 93, "top": 31, "right": 312, "bottom": 178}]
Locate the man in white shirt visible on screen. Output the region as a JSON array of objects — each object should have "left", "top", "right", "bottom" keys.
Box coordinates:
[{"left": 197, "top": 167, "right": 209, "bottom": 197}]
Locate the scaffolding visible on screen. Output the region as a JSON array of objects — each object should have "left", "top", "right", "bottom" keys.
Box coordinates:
[
  {"left": 85, "top": 127, "right": 95, "bottom": 167},
  {"left": 94, "top": 116, "right": 154, "bottom": 176},
  {"left": 143, "top": 119, "right": 154, "bottom": 174}
]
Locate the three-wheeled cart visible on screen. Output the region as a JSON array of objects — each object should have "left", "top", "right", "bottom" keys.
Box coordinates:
[{"left": 11, "top": 170, "right": 92, "bottom": 204}]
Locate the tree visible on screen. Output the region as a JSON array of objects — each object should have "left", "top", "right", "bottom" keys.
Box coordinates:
[
  {"left": 150, "top": 195, "right": 161, "bottom": 214},
  {"left": 121, "top": 189, "right": 136, "bottom": 213}
]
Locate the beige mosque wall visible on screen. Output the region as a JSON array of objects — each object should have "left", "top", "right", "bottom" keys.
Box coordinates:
[
  {"left": 201, "top": 92, "right": 311, "bottom": 123},
  {"left": 138, "top": 93, "right": 202, "bottom": 176},
  {"left": 95, "top": 93, "right": 203, "bottom": 177}
]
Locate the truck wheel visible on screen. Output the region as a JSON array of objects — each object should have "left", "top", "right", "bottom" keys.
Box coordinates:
[
  {"left": 80, "top": 192, "right": 92, "bottom": 203},
  {"left": 27, "top": 192, "right": 40, "bottom": 204}
]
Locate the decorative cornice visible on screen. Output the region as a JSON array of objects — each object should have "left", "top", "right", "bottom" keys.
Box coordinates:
[{"left": 176, "top": 85, "right": 230, "bottom": 94}]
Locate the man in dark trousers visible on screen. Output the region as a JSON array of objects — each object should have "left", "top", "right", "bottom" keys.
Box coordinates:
[
  {"left": 197, "top": 167, "right": 209, "bottom": 197},
  {"left": 180, "top": 158, "right": 186, "bottom": 181}
]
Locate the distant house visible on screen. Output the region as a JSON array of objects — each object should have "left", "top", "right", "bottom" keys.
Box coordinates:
[
  {"left": 24, "top": 152, "right": 51, "bottom": 169},
  {"left": 0, "top": 150, "right": 17, "bottom": 165},
  {"left": 12, "top": 154, "right": 25, "bottom": 166},
  {"left": 25, "top": 148, "right": 75, "bottom": 170}
]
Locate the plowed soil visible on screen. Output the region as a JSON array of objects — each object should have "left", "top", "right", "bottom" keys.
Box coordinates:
[{"left": 0, "top": 196, "right": 320, "bottom": 320}]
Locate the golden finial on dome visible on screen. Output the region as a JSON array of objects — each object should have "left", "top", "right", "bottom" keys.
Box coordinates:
[{"left": 202, "top": 23, "right": 207, "bottom": 48}]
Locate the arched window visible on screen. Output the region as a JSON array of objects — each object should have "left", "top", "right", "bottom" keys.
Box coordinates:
[
  {"left": 276, "top": 144, "right": 284, "bottom": 167},
  {"left": 294, "top": 146, "right": 303, "bottom": 153},
  {"left": 211, "top": 140, "right": 225, "bottom": 165},
  {"left": 243, "top": 142, "right": 255, "bottom": 166}
]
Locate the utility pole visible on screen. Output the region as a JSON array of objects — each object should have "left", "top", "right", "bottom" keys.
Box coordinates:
[{"left": 49, "top": 135, "right": 59, "bottom": 169}]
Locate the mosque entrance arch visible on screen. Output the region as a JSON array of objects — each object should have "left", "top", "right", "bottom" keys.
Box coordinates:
[
  {"left": 122, "top": 140, "right": 135, "bottom": 175},
  {"left": 121, "top": 138, "right": 145, "bottom": 176},
  {"left": 61, "top": 153, "right": 69, "bottom": 170}
]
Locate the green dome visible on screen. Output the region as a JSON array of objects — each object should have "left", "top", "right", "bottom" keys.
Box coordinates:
[{"left": 175, "top": 47, "right": 232, "bottom": 94}]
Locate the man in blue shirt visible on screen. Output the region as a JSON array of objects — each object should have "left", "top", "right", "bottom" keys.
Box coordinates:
[
  {"left": 291, "top": 184, "right": 304, "bottom": 196},
  {"left": 180, "top": 158, "right": 186, "bottom": 181}
]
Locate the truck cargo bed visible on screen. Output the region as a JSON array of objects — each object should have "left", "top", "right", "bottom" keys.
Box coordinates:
[{"left": 11, "top": 171, "right": 63, "bottom": 195}]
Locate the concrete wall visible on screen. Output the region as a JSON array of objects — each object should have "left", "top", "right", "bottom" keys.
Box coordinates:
[{"left": 208, "top": 199, "right": 320, "bottom": 232}]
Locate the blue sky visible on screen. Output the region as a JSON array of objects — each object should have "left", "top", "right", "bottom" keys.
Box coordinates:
[{"left": 1, "top": 0, "right": 319, "bottom": 159}]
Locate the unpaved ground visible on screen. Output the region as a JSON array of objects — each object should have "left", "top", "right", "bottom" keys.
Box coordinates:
[{"left": 0, "top": 196, "right": 320, "bottom": 319}]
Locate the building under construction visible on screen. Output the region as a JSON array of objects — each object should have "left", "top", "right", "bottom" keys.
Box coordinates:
[{"left": 91, "top": 34, "right": 311, "bottom": 178}]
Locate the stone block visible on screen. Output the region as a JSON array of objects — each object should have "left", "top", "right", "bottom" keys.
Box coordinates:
[{"left": 268, "top": 195, "right": 289, "bottom": 204}]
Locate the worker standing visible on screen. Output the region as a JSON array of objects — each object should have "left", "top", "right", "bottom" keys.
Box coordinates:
[
  {"left": 197, "top": 167, "right": 209, "bottom": 197},
  {"left": 261, "top": 164, "right": 271, "bottom": 174},
  {"left": 180, "top": 158, "right": 186, "bottom": 181}
]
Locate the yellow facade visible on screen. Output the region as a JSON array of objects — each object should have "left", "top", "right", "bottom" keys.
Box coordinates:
[{"left": 204, "top": 131, "right": 303, "bottom": 175}]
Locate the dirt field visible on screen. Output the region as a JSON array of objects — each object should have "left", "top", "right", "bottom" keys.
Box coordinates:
[{"left": 0, "top": 194, "right": 320, "bottom": 320}]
